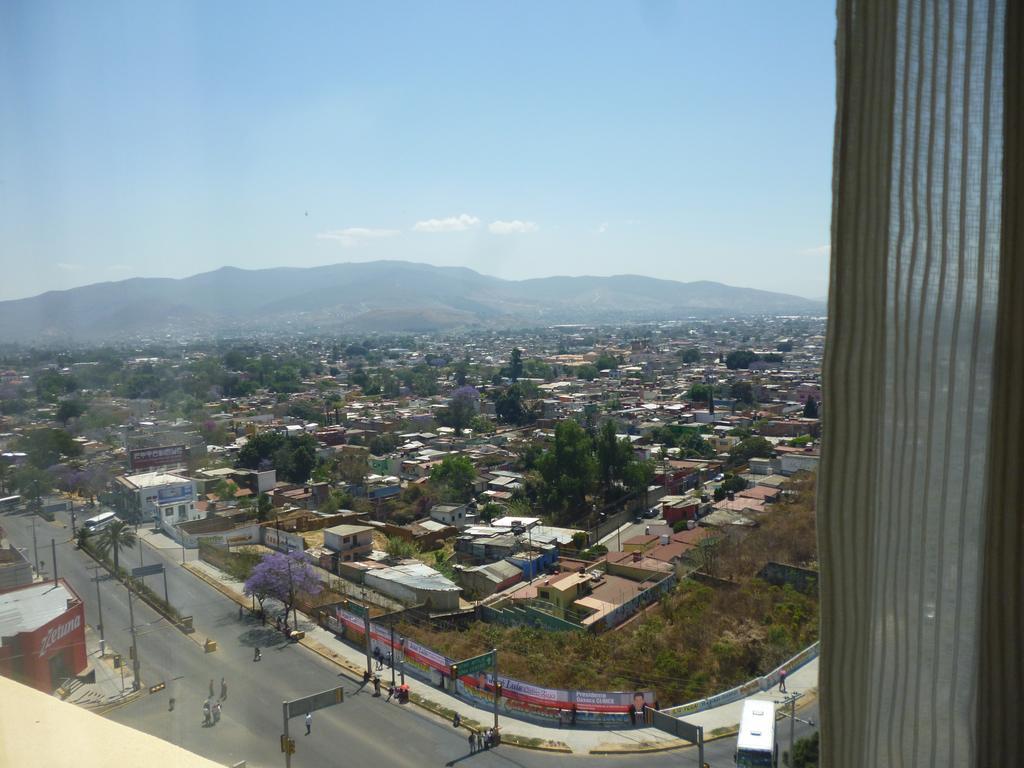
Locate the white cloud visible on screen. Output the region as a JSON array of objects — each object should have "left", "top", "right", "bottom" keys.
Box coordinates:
[
  {"left": 317, "top": 227, "right": 399, "bottom": 247},
  {"left": 596, "top": 222, "right": 609, "bottom": 234},
  {"left": 801, "top": 244, "right": 831, "bottom": 256},
  {"left": 488, "top": 219, "right": 539, "bottom": 235},
  {"left": 412, "top": 214, "right": 480, "bottom": 233},
  {"left": 56, "top": 262, "right": 82, "bottom": 271}
]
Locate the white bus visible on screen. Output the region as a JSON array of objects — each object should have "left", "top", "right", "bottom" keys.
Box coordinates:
[
  {"left": 83, "top": 510, "right": 116, "bottom": 533},
  {"left": 0, "top": 495, "right": 20, "bottom": 511},
  {"left": 735, "top": 699, "right": 777, "bottom": 767}
]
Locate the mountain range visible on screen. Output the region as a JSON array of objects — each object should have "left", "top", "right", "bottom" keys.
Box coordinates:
[{"left": 0, "top": 261, "right": 825, "bottom": 343}]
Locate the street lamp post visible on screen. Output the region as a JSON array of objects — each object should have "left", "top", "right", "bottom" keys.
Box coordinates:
[
  {"left": 31, "top": 516, "right": 39, "bottom": 574},
  {"left": 127, "top": 586, "right": 140, "bottom": 691}
]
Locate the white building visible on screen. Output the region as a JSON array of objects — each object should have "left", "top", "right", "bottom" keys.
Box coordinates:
[{"left": 115, "top": 471, "right": 199, "bottom": 526}]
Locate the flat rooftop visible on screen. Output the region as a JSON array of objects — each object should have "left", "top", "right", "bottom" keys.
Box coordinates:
[
  {"left": 0, "top": 580, "right": 77, "bottom": 636},
  {"left": 122, "top": 471, "right": 190, "bottom": 489}
]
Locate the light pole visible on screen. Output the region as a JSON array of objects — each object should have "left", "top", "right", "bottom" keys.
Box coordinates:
[
  {"left": 127, "top": 585, "right": 140, "bottom": 691},
  {"left": 93, "top": 565, "right": 106, "bottom": 648},
  {"left": 31, "top": 516, "right": 39, "bottom": 574}
]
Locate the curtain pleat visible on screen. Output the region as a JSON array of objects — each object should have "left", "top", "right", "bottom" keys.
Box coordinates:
[
  {"left": 976, "top": 0, "right": 1023, "bottom": 762},
  {"left": 822, "top": 0, "right": 1011, "bottom": 765}
]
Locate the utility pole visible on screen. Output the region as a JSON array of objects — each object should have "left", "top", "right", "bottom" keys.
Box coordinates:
[
  {"left": 32, "top": 516, "right": 39, "bottom": 574},
  {"left": 790, "top": 693, "right": 795, "bottom": 766},
  {"left": 93, "top": 566, "right": 105, "bottom": 649},
  {"left": 389, "top": 619, "right": 396, "bottom": 689},
  {"left": 51, "top": 538, "right": 57, "bottom": 585},
  {"left": 492, "top": 648, "right": 499, "bottom": 732},
  {"left": 127, "top": 585, "right": 140, "bottom": 691},
  {"left": 282, "top": 701, "right": 292, "bottom": 768}
]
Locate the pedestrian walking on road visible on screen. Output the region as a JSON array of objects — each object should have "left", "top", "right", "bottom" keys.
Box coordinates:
[
  {"left": 305, "top": 712, "right": 312, "bottom": 735},
  {"left": 386, "top": 685, "right": 394, "bottom": 702},
  {"left": 468, "top": 731, "right": 475, "bottom": 753},
  {"left": 373, "top": 676, "right": 381, "bottom": 697},
  {"left": 238, "top": 605, "right": 243, "bottom": 620},
  {"left": 254, "top": 647, "right": 261, "bottom": 662},
  {"left": 220, "top": 677, "right": 227, "bottom": 700},
  {"left": 779, "top": 668, "right": 788, "bottom": 694},
  {"left": 209, "top": 679, "right": 214, "bottom": 698},
  {"left": 203, "top": 700, "right": 211, "bottom": 726},
  {"left": 213, "top": 702, "right": 221, "bottom": 724}
]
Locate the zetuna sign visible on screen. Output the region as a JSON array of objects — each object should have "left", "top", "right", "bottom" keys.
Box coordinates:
[{"left": 39, "top": 614, "right": 82, "bottom": 658}]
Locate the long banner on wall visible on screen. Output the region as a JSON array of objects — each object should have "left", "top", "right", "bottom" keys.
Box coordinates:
[{"left": 332, "top": 607, "right": 655, "bottom": 716}]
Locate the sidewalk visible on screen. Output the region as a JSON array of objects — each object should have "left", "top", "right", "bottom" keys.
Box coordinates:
[
  {"left": 61, "top": 626, "right": 142, "bottom": 713},
  {"left": 185, "top": 558, "right": 818, "bottom": 754}
]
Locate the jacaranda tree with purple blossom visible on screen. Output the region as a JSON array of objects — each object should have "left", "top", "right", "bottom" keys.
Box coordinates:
[{"left": 243, "top": 550, "right": 322, "bottom": 630}]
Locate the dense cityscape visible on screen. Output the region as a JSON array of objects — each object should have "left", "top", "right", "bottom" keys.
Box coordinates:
[{"left": 0, "top": 316, "right": 822, "bottom": 766}]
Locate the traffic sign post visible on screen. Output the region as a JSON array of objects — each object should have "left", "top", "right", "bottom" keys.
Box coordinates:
[
  {"left": 451, "top": 650, "right": 500, "bottom": 733},
  {"left": 281, "top": 686, "right": 344, "bottom": 768},
  {"left": 131, "top": 562, "right": 170, "bottom": 606},
  {"left": 649, "top": 708, "right": 704, "bottom": 767},
  {"left": 449, "top": 650, "right": 495, "bottom": 678}
]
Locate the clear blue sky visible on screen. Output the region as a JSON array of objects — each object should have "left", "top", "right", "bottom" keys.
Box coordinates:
[{"left": 0, "top": 1, "right": 836, "bottom": 302}]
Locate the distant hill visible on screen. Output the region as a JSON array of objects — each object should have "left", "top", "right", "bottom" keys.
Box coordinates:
[{"left": 0, "top": 260, "right": 825, "bottom": 343}]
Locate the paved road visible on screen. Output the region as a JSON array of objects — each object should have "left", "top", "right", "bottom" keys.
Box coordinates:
[{"left": 1, "top": 505, "right": 816, "bottom": 767}]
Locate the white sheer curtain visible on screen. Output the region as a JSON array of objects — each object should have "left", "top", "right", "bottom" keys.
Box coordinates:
[{"left": 821, "top": 0, "right": 1019, "bottom": 765}]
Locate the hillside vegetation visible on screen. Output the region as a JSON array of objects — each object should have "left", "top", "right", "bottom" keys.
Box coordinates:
[{"left": 398, "top": 472, "right": 818, "bottom": 706}]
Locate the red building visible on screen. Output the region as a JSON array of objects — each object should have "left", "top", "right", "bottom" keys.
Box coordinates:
[{"left": 0, "top": 579, "right": 87, "bottom": 693}]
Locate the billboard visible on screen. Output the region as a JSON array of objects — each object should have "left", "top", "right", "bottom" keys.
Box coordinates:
[
  {"left": 156, "top": 483, "right": 193, "bottom": 505},
  {"left": 129, "top": 444, "right": 187, "bottom": 472}
]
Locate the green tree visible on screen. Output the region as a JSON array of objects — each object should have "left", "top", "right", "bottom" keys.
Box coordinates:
[
  {"left": 238, "top": 432, "right": 317, "bottom": 482},
  {"left": 576, "top": 364, "right": 599, "bottom": 381},
  {"left": 789, "top": 731, "right": 819, "bottom": 768},
  {"left": 478, "top": 502, "right": 503, "bottom": 524},
  {"left": 624, "top": 459, "right": 655, "bottom": 509},
  {"left": 211, "top": 479, "right": 239, "bottom": 504},
  {"left": 96, "top": 519, "right": 137, "bottom": 573},
  {"left": 594, "top": 353, "right": 619, "bottom": 371},
  {"left": 730, "top": 380, "right": 755, "bottom": 405},
  {"left": 287, "top": 400, "right": 322, "bottom": 424},
  {"left": 494, "top": 384, "right": 533, "bottom": 426},
  {"left": 12, "top": 466, "right": 52, "bottom": 513},
  {"left": 508, "top": 348, "right": 524, "bottom": 381},
  {"left": 0, "top": 458, "right": 11, "bottom": 495},
  {"left": 687, "top": 383, "right": 712, "bottom": 402},
  {"left": 725, "top": 350, "right": 758, "bottom": 370},
  {"left": 679, "top": 348, "right": 702, "bottom": 364},
  {"left": 536, "top": 419, "right": 596, "bottom": 520},
  {"left": 595, "top": 421, "right": 634, "bottom": 498},
  {"left": 728, "top": 436, "right": 775, "bottom": 465},
  {"left": 803, "top": 397, "right": 819, "bottom": 418},
  {"left": 430, "top": 455, "right": 477, "bottom": 502},
  {"left": 35, "top": 369, "right": 78, "bottom": 402},
  {"left": 440, "top": 389, "right": 478, "bottom": 435},
  {"left": 55, "top": 399, "right": 87, "bottom": 425},
  {"left": 19, "top": 428, "right": 82, "bottom": 469},
  {"left": 256, "top": 493, "right": 274, "bottom": 522}
]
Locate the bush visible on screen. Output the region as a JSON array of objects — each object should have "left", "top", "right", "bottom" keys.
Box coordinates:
[{"left": 385, "top": 536, "right": 420, "bottom": 559}]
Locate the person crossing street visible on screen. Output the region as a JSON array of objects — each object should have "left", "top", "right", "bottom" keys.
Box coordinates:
[{"left": 305, "top": 712, "right": 312, "bottom": 735}]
